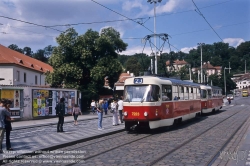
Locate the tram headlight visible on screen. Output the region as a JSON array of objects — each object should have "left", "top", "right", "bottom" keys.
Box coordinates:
[
  {"left": 155, "top": 110, "right": 158, "bottom": 116},
  {"left": 124, "top": 112, "right": 128, "bottom": 116},
  {"left": 144, "top": 112, "right": 148, "bottom": 116}
]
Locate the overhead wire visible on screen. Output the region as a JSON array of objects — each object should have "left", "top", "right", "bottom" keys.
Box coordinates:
[
  {"left": 192, "top": 0, "right": 224, "bottom": 42},
  {"left": 36, "top": 0, "right": 234, "bottom": 28},
  {"left": 0, "top": 15, "right": 64, "bottom": 32},
  {"left": 90, "top": 0, "right": 153, "bottom": 33}
]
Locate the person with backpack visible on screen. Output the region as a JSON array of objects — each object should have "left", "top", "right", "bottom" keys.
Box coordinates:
[
  {"left": 72, "top": 104, "right": 82, "bottom": 125},
  {"left": 56, "top": 98, "right": 65, "bottom": 132},
  {"left": 96, "top": 100, "right": 104, "bottom": 130}
]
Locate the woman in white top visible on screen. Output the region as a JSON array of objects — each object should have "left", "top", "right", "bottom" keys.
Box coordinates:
[
  {"left": 90, "top": 100, "right": 96, "bottom": 114},
  {"left": 111, "top": 100, "right": 119, "bottom": 126}
]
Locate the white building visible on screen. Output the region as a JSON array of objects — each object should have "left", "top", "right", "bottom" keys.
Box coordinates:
[
  {"left": 166, "top": 59, "right": 190, "bottom": 72},
  {"left": 0, "top": 44, "right": 53, "bottom": 86},
  {"left": 234, "top": 73, "right": 250, "bottom": 89},
  {"left": 192, "top": 61, "right": 222, "bottom": 76}
]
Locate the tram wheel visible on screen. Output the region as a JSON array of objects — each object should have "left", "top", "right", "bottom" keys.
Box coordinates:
[{"left": 125, "top": 122, "right": 134, "bottom": 131}]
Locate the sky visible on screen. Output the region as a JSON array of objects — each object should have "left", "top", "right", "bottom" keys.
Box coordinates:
[{"left": 0, "top": 0, "right": 249, "bottom": 56}]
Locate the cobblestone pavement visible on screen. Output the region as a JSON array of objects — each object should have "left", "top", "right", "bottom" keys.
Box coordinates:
[
  {"left": 1, "top": 116, "right": 124, "bottom": 162},
  {"left": 76, "top": 105, "right": 250, "bottom": 166},
  {"left": 3, "top": 105, "right": 248, "bottom": 166},
  {"left": 211, "top": 109, "right": 250, "bottom": 166}
]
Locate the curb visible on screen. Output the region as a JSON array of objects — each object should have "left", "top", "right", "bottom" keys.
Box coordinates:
[
  {"left": 12, "top": 115, "right": 113, "bottom": 130},
  {"left": 0, "top": 128, "right": 125, "bottom": 164}
]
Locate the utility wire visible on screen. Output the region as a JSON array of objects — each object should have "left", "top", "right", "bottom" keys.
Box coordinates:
[
  {"left": 192, "top": 0, "right": 223, "bottom": 42},
  {"left": 91, "top": 0, "right": 153, "bottom": 33},
  {"left": 91, "top": 0, "right": 182, "bottom": 53},
  {"left": 0, "top": 15, "right": 64, "bottom": 32},
  {"left": 42, "top": 0, "right": 233, "bottom": 28}
]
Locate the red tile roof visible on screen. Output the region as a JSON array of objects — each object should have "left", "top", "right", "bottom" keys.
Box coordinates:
[
  {"left": 118, "top": 73, "right": 132, "bottom": 83},
  {"left": 0, "top": 44, "right": 53, "bottom": 73},
  {"left": 166, "top": 59, "right": 189, "bottom": 66}
]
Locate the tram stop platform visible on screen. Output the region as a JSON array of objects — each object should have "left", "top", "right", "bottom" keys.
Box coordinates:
[{"left": 0, "top": 111, "right": 125, "bottom": 163}]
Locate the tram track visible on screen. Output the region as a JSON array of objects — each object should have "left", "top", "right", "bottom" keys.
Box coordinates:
[{"left": 3, "top": 106, "right": 247, "bottom": 165}]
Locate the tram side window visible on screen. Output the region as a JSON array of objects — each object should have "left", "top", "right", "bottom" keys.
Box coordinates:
[
  {"left": 179, "top": 86, "right": 184, "bottom": 100},
  {"left": 197, "top": 88, "right": 201, "bottom": 99},
  {"left": 184, "top": 86, "right": 189, "bottom": 100},
  {"left": 162, "top": 85, "right": 172, "bottom": 101},
  {"left": 201, "top": 90, "right": 207, "bottom": 99},
  {"left": 193, "top": 88, "right": 197, "bottom": 99},
  {"left": 173, "top": 85, "right": 179, "bottom": 100},
  {"left": 208, "top": 89, "right": 212, "bottom": 98},
  {"left": 189, "top": 87, "right": 193, "bottom": 99}
]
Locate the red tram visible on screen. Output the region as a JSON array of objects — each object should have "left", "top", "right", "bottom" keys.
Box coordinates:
[{"left": 123, "top": 76, "right": 223, "bottom": 130}]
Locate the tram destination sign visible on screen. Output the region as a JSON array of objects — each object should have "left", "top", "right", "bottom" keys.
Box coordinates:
[{"left": 134, "top": 78, "right": 143, "bottom": 84}]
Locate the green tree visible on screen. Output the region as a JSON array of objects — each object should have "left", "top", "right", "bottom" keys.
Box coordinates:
[
  {"left": 46, "top": 27, "right": 127, "bottom": 106},
  {"left": 23, "top": 47, "right": 33, "bottom": 57},
  {"left": 8, "top": 44, "right": 23, "bottom": 53},
  {"left": 33, "top": 49, "right": 47, "bottom": 63},
  {"left": 125, "top": 57, "right": 142, "bottom": 76}
]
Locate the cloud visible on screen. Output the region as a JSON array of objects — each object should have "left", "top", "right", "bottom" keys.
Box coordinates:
[
  {"left": 120, "top": 45, "right": 170, "bottom": 56},
  {"left": 223, "top": 38, "right": 245, "bottom": 47},
  {"left": 181, "top": 46, "right": 196, "bottom": 53},
  {"left": 122, "top": 0, "right": 144, "bottom": 11}
]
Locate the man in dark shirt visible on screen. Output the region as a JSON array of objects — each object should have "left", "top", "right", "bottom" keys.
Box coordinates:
[
  {"left": 0, "top": 99, "right": 11, "bottom": 153},
  {"left": 56, "top": 98, "right": 65, "bottom": 132}
]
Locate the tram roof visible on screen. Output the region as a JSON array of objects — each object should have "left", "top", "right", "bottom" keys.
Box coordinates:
[{"left": 125, "top": 76, "right": 202, "bottom": 87}]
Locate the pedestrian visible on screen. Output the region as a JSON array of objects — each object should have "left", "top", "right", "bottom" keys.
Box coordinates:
[
  {"left": 111, "top": 100, "right": 119, "bottom": 126},
  {"left": 103, "top": 99, "right": 109, "bottom": 115},
  {"left": 72, "top": 104, "right": 82, "bottom": 125},
  {"left": 56, "top": 98, "right": 65, "bottom": 132},
  {"left": 228, "top": 98, "right": 231, "bottom": 105},
  {"left": 118, "top": 97, "right": 124, "bottom": 124},
  {"left": 4, "top": 100, "right": 13, "bottom": 151},
  {"left": 96, "top": 100, "right": 104, "bottom": 130},
  {"left": 90, "top": 100, "right": 96, "bottom": 114},
  {"left": 0, "top": 99, "right": 11, "bottom": 153}
]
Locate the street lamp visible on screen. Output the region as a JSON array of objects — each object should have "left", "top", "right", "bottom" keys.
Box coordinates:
[
  {"left": 198, "top": 43, "right": 205, "bottom": 83},
  {"left": 147, "top": 0, "right": 162, "bottom": 75},
  {"left": 224, "top": 67, "right": 231, "bottom": 96}
]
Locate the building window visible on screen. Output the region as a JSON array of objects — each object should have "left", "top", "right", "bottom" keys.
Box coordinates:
[
  {"left": 16, "top": 71, "right": 20, "bottom": 81},
  {"left": 35, "top": 75, "right": 37, "bottom": 85},
  {"left": 24, "top": 73, "right": 26, "bottom": 83}
]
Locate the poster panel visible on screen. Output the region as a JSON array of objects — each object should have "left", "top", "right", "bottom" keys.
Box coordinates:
[
  {"left": 1, "top": 89, "right": 21, "bottom": 117},
  {"left": 32, "top": 89, "right": 76, "bottom": 117}
]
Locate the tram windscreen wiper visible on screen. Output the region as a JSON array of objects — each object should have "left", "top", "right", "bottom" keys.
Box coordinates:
[{"left": 141, "top": 98, "right": 145, "bottom": 103}]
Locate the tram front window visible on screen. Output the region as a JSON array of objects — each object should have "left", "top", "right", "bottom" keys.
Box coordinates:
[
  {"left": 201, "top": 90, "right": 207, "bottom": 99},
  {"left": 124, "top": 85, "right": 160, "bottom": 102}
]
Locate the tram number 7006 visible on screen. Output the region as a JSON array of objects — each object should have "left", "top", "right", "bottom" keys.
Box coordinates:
[{"left": 132, "top": 112, "right": 140, "bottom": 116}]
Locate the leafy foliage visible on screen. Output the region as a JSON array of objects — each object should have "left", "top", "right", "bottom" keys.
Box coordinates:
[{"left": 46, "top": 27, "right": 127, "bottom": 99}]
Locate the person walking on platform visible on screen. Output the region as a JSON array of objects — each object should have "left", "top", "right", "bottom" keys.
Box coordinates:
[
  {"left": 56, "top": 98, "right": 65, "bottom": 132},
  {"left": 111, "top": 100, "right": 119, "bottom": 126},
  {"left": 0, "top": 99, "right": 11, "bottom": 153},
  {"left": 103, "top": 99, "right": 109, "bottom": 115},
  {"left": 118, "top": 97, "right": 124, "bottom": 124},
  {"left": 4, "top": 100, "right": 14, "bottom": 151},
  {"left": 96, "top": 100, "right": 104, "bottom": 130},
  {"left": 90, "top": 100, "right": 96, "bottom": 114},
  {"left": 228, "top": 98, "right": 231, "bottom": 105},
  {"left": 72, "top": 104, "right": 82, "bottom": 126}
]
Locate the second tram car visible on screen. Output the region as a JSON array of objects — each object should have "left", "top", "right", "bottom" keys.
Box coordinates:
[
  {"left": 200, "top": 85, "right": 223, "bottom": 114},
  {"left": 123, "top": 76, "right": 223, "bottom": 130}
]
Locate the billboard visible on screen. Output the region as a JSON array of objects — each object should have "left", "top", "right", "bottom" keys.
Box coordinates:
[
  {"left": 32, "top": 89, "right": 76, "bottom": 117},
  {"left": 1, "top": 89, "right": 22, "bottom": 117}
]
